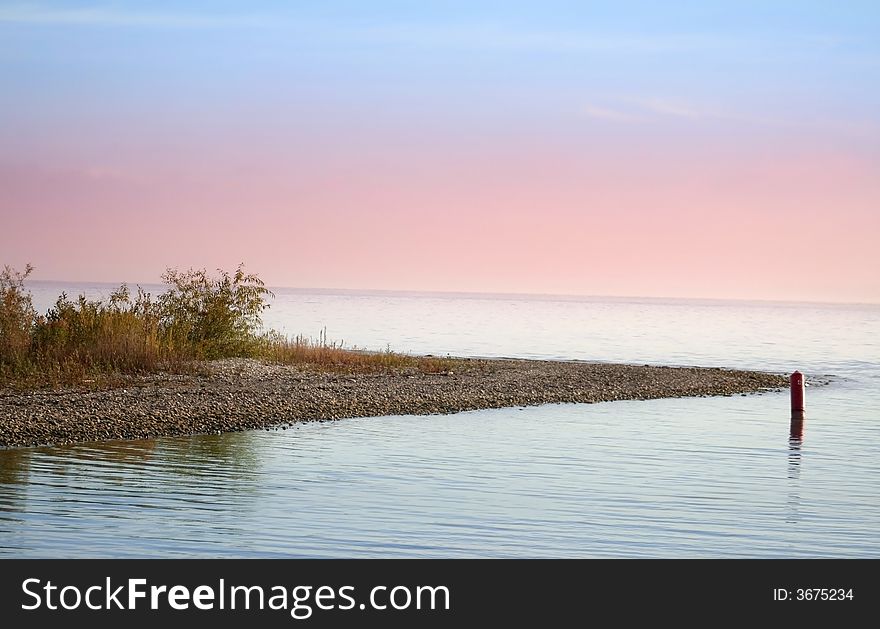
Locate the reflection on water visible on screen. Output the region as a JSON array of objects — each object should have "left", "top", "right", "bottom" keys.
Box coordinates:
[
  {"left": 1, "top": 389, "right": 879, "bottom": 558},
  {"left": 789, "top": 417, "right": 804, "bottom": 441},
  {"left": 0, "top": 448, "right": 29, "bottom": 487},
  {"left": 788, "top": 419, "right": 804, "bottom": 479},
  {"left": 786, "top": 418, "right": 804, "bottom": 524},
  {"left": 0, "top": 449, "right": 30, "bottom": 523},
  {"left": 0, "top": 431, "right": 266, "bottom": 556},
  {"left": 2, "top": 292, "right": 879, "bottom": 557}
]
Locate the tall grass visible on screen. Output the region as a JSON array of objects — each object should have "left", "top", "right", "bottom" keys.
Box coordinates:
[
  {"left": 0, "top": 263, "right": 459, "bottom": 388},
  {"left": 30, "top": 286, "right": 164, "bottom": 381},
  {"left": 0, "top": 265, "right": 36, "bottom": 377},
  {"left": 259, "top": 330, "right": 458, "bottom": 374}
]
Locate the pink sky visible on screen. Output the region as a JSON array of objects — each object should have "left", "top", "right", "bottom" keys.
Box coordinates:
[
  {"left": 2, "top": 4, "right": 879, "bottom": 304},
  {"left": 3, "top": 120, "right": 878, "bottom": 304}
]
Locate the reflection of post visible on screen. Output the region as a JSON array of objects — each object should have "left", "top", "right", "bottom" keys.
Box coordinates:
[
  {"left": 788, "top": 424, "right": 803, "bottom": 480},
  {"left": 786, "top": 419, "right": 804, "bottom": 523},
  {"left": 790, "top": 417, "right": 804, "bottom": 442}
]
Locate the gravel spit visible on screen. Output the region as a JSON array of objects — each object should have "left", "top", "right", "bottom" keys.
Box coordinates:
[{"left": 0, "top": 357, "right": 788, "bottom": 449}]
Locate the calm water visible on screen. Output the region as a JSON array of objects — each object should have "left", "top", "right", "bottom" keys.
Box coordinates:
[{"left": 2, "top": 285, "right": 879, "bottom": 557}]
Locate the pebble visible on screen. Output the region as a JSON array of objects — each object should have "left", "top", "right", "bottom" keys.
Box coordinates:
[{"left": 0, "top": 357, "right": 788, "bottom": 449}]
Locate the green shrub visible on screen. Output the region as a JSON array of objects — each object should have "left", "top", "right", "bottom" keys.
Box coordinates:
[{"left": 158, "top": 265, "right": 273, "bottom": 359}]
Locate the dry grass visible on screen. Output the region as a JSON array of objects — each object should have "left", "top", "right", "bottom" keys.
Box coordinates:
[
  {"left": 259, "top": 331, "right": 461, "bottom": 374},
  {"left": 1, "top": 263, "right": 473, "bottom": 389},
  {"left": 1, "top": 264, "right": 270, "bottom": 388}
]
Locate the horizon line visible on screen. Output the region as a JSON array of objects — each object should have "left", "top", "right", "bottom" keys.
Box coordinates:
[{"left": 24, "top": 278, "right": 880, "bottom": 309}]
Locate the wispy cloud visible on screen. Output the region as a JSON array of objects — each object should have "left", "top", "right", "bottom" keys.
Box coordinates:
[
  {"left": 580, "top": 96, "right": 880, "bottom": 136},
  {"left": 0, "top": 4, "right": 268, "bottom": 28},
  {"left": 0, "top": 4, "right": 734, "bottom": 55},
  {"left": 2, "top": 2, "right": 869, "bottom": 73},
  {"left": 635, "top": 99, "right": 708, "bottom": 119},
  {"left": 582, "top": 98, "right": 719, "bottom": 124},
  {"left": 353, "top": 23, "right": 718, "bottom": 55},
  {"left": 581, "top": 104, "right": 643, "bottom": 122}
]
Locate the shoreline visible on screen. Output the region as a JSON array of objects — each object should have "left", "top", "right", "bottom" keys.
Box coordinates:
[{"left": 0, "top": 357, "right": 788, "bottom": 449}]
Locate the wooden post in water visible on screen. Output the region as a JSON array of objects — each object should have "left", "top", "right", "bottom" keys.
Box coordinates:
[{"left": 790, "top": 371, "right": 805, "bottom": 420}]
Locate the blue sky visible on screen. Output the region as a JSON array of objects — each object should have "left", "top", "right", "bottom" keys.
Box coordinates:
[{"left": 3, "top": 1, "right": 878, "bottom": 119}]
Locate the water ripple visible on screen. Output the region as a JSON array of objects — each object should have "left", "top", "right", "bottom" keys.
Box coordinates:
[{"left": 2, "top": 293, "right": 879, "bottom": 557}]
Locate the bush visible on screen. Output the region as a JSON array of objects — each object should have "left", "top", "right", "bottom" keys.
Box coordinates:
[
  {"left": 158, "top": 265, "right": 273, "bottom": 359},
  {"left": 0, "top": 263, "right": 274, "bottom": 386},
  {"left": 0, "top": 262, "right": 459, "bottom": 388},
  {"left": 31, "top": 285, "right": 162, "bottom": 374},
  {"left": 0, "top": 264, "right": 37, "bottom": 374}
]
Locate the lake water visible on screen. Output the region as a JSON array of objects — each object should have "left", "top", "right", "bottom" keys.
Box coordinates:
[{"left": 2, "top": 285, "right": 879, "bottom": 557}]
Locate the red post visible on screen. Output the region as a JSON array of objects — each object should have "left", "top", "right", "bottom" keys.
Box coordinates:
[{"left": 790, "top": 371, "right": 805, "bottom": 417}]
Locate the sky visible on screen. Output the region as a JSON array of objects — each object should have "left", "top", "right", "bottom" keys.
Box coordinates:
[{"left": 1, "top": 1, "right": 878, "bottom": 303}]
